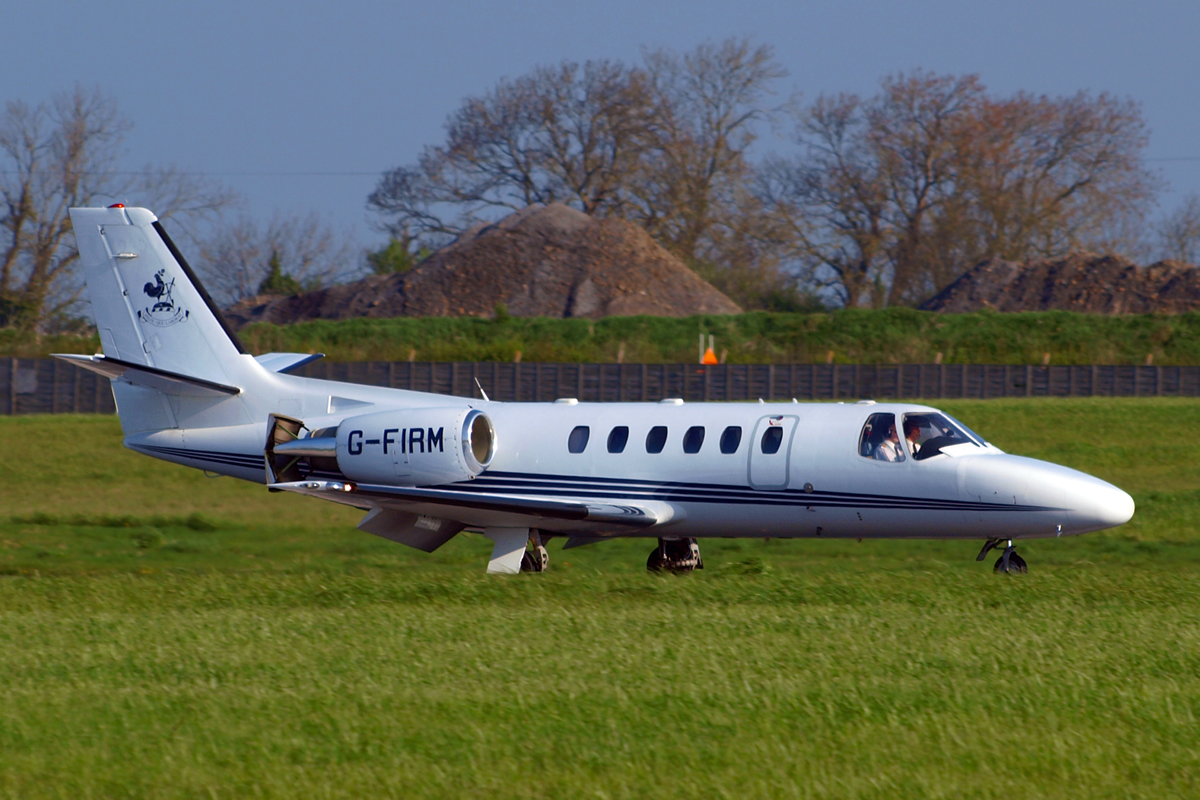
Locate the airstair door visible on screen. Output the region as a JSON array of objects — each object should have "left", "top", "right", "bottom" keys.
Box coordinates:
[{"left": 748, "top": 415, "right": 798, "bottom": 490}]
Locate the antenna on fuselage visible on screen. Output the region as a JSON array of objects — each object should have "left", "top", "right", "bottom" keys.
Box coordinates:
[{"left": 474, "top": 377, "right": 490, "bottom": 402}]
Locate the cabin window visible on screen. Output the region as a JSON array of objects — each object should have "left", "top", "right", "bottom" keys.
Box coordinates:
[
  {"left": 568, "top": 425, "right": 590, "bottom": 454},
  {"left": 902, "top": 412, "right": 981, "bottom": 461},
  {"left": 607, "top": 426, "right": 629, "bottom": 453},
  {"left": 858, "top": 412, "right": 905, "bottom": 462},
  {"left": 760, "top": 426, "right": 784, "bottom": 455},
  {"left": 682, "top": 426, "right": 705, "bottom": 454},
  {"left": 645, "top": 425, "right": 668, "bottom": 454},
  {"left": 719, "top": 425, "right": 742, "bottom": 454}
]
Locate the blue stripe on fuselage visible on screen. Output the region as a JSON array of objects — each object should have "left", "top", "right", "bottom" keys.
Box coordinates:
[{"left": 129, "top": 450, "right": 1054, "bottom": 513}]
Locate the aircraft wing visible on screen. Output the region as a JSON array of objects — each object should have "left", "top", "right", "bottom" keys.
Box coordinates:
[{"left": 268, "top": 479, "right": 668, "bottom": 530}]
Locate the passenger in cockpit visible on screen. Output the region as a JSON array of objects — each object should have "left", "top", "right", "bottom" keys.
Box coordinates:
[{"left": 873, "top": 422, "right": 903, "bottom": 462}]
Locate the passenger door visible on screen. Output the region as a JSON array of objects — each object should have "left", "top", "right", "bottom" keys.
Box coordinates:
[{"left": 748, "top": 415, "right": 798, "bottom": 489}]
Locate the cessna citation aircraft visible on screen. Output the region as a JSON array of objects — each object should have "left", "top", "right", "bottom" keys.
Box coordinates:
[{"left": 58, "top": 205, "right": 1135, "bottom": 575}]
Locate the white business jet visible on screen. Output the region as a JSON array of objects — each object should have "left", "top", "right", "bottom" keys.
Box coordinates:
[{"left": 57, "top": 206, "right": 1134, "bottom": 575}]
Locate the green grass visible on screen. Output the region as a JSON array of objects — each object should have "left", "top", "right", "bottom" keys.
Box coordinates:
[
  {"left": 1, "top": 400, "right": 1199, "bottom": 798},
  {"left": 10, "top": 308, "right": 1200, "bottom": 364}
]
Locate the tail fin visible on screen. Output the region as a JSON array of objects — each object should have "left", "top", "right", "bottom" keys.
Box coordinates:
[{"left": 70, "top": 205, "right": 245, "bottom": 388}]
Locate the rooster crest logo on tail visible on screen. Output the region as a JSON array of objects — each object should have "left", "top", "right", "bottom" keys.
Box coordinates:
[{"left": 137, "top": 269, "right": 189, "bottom": 327}]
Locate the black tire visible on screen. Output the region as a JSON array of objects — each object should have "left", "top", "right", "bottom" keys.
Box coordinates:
[
  {"left": 647, "top": 547, "right": 667, "bottom": 572},
  {"left": 521, "top": 546, "right": 549, "bottom": 573},
  {"left": 994, "top": 551, "right": 1028, "bottom": 574}
]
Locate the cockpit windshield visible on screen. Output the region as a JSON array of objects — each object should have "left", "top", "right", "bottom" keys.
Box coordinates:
[{"left": 902, "top": 412, "right": 984, "bottom": 460}]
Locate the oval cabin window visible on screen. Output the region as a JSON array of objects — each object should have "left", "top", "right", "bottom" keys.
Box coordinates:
[
  {"left": 645, "top": 426, "right": 668, "bottom": 454},
  {"left": 683, "top": 426, "right": 705, "bottom": 454},
  {"left": 719, "top": 426, "right": 742, "bottom": 454},
  {"left": 607, "top": 426, "right": 629, "bottom": 453},
  {"left": 760, "top": 426, "right": 784, "bottom": 455},
  {"left": 568, "top": 425, "right": 590, "bottom": 454}
]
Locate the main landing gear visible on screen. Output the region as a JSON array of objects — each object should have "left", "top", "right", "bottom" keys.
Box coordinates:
[
  {"left": 647, "top": 538, "right": 704, "bottom": 573},
  {"left": 976, "top": 538, "right": 1027, "bottom": 574},
  {"left": 520, "top": 530, "right": 549, "bottom": 573}
]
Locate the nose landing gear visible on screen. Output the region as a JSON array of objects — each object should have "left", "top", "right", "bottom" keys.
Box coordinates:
[
  {"left": 977, "top": 538, "right": 1027, "bottom": 574},
  {"left": 647, "top": 538, "right": 704, "bottom": 572}
]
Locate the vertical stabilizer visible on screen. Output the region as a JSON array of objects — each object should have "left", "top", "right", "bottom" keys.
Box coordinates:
[{"left": 71, "top": 206, "right": 245, "bottom": 387}]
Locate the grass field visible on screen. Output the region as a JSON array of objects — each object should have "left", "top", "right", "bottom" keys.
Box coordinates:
[
  {"left": 9, "top": 307, "right": 1200, "bottom": 365},
  {"left": 2, "top": 399, "right": 1199, "bottom": 798}
]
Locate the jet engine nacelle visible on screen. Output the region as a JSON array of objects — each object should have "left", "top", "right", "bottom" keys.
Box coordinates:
[{"left": 335, "top": 407, "right": 495, "bottom": 486}]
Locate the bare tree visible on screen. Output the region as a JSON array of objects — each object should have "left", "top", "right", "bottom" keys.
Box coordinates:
[
  {"left": 1156, "top": 194, "right": 1200, "bottom": 264},
  {"left": 196, "top": 210, "right": 359, "bottom": 305},
  {"left": 630, "top": 39, "right": 786, "bottom": 266},
  {"left": 766, "top": 72, "right": 983, "bottom": 307},
  {"left": 869, "top": 73, "right": 983, "bottom": 305},
  {"left": 0, "top": 86, "right": 234, "bottom": 330},
  {"left": 759, "top": 94, "right": 892, "bottom": 308},
  {"left": 764, "top": 72, "right": 1159, "bottom": 307},
  {"left": 954, "top": 91, "right": 1158, "bottom": 267},
  {"left": 0, "top": 87, "right": 128, "bottom": 329},
  {"left": 368, "top": 59, "right": 651, "bottom": 237}
]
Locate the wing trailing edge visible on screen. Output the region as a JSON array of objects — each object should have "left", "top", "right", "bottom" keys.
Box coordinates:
[{"left": 269, "top": 479, "right": 664, "bottom": 528}]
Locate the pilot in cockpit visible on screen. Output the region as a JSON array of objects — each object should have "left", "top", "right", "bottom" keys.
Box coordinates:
[
  {"left": 873, "top": 422, "right": 904, "bottom": 462},
  {"left": 904, "top": 419, "right": 922, "bottom": 455}
]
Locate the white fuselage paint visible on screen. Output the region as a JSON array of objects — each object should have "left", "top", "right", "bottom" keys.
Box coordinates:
[{"left": 121, "top": 365, "right": 1134, "bottom": 543}]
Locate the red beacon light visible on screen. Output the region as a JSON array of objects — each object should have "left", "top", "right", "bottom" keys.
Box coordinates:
[{"left": 108, "top": 203, "right": 124, "bottom": 208}]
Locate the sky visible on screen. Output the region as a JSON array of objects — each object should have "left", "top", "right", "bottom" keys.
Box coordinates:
[{"left": 4, "top": 0, "right": 1199, "bottom": 256}]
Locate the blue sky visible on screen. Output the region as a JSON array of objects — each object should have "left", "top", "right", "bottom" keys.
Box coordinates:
[{"left": 4, "top": 0, "right": 1198, "bottom": 252}]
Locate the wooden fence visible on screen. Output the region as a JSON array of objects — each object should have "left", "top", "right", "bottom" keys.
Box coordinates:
[{"left": 4, "top": 358, "right": 1200, "bottom": 415}]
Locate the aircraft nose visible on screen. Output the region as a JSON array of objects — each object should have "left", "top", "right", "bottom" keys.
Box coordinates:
[
  {"left": 965, "top": 455, "right": 1135, "bottom": 536},
  {"left": 1067, "top": 479, "right": 1135, "bottom": 533}
]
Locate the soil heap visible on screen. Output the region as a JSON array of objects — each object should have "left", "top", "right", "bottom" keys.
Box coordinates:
[
  {"left": 920, "top": 254, "right": 1200, "bottom": 314},
  {"left": 225, "top": 203, "right": 741, "bottom": 327}
]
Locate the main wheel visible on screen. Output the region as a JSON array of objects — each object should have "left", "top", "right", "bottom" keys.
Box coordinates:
[
  {"left": 647, "top": 545, "right": 668, "bottom": 572},
  {"left": 993, "top": 551, "right": 1028, "bottom": 574},
  {"left": 520, "top": 545, "right": 549, "bottom": 573}
]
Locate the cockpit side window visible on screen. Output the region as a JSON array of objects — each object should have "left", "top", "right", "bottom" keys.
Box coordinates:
[
  {"left": 903, "top": 412, "right": 982, "bottom": 460},
  {"left": 859, "top": 412, "right": 905, "bottom": 462}
]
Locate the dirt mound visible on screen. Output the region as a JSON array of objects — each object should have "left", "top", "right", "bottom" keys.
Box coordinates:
[
  {"left": 920, "top": 254, "right": 1200, "bottom": 314},
  {"left": 225, "top": 203, "right": 740, "bottom": 327}
]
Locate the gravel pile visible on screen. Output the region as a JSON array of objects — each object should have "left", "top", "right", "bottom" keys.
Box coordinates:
[
  {"left": 225, "top": 203, "right": 740, "bottom": 327},
  {"left": 921, "top": 254, "right": 1200, "bottom": 314}
]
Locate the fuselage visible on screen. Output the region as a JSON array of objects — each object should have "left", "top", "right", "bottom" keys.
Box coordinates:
[{"left": 120, "top": 361, "right": 1134, "bottom": 543}]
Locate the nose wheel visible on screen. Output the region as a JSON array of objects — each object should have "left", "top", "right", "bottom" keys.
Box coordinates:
[
  {"left": 977, "top": 538, "right": 1027, "bottom": 574},
  {"left": 995, "top": 546, "right": 1027, "bottom": 574}
]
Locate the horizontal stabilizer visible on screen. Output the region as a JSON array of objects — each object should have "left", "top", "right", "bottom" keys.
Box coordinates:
[
  {"left": 253, "top": 352, "right": 325, "bottom": 374},
  {"left": 52, "top": 353, "right": 241, "bottom": 397},
  {"left": 270, "top": 480, "right": 660, "bottom": 527}
]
